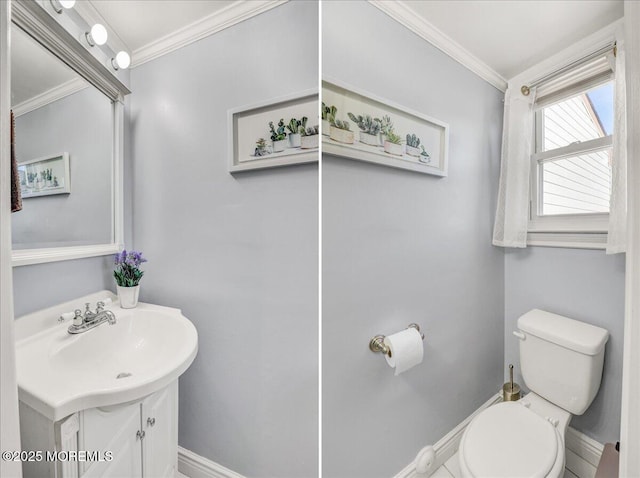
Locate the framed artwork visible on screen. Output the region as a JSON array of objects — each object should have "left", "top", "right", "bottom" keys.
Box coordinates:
[
  {"left": 18, "top": 152, "right": 71, "bottom": 198},
  {"left": 228, "top": 89, "right": 319, "bottom": 172},
  {"left": 322, "top": 79, "right": 449, "bottom": 177}
]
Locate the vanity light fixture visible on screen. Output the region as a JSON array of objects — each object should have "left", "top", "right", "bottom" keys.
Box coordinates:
[
  {"left": 50, "top": 0, "right": 75, "bottom": 14},
  {"left": 85, "top": 24, "right": 108, "bottom": 47},
  {"left": 111, "top": 51, "right": 131, "bottom": 70}
]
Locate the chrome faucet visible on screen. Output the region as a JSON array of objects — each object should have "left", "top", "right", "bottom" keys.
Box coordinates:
[{"left": 68, "top": 301, "right": 116, "bottom": 334}]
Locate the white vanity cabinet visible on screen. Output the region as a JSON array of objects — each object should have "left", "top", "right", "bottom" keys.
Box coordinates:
[{"left": 19, "top": 381, "right": 178, "bottom": 478}]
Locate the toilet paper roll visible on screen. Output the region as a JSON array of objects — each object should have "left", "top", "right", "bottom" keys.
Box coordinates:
[{"left": 383, "top": 327, "right": 424, "bottom": 375}]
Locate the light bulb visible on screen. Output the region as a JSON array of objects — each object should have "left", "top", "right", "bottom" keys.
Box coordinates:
[
  {"left": 86, "top": 24, "right": 108, "bottom": 47},
  {"left": 112, "top": 51, "right": 131, "bottom": 70},
  {"left": 50, "top": 0, "right": 75, "bottom": 13}
]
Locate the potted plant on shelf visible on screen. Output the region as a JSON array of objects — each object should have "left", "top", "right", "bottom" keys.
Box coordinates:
[
  {"left": 377, "top": 115, "right": 393, "bottom": 147},
  {"left": 405, "top": 134, "right": 421, "bottom": 157},
  {"left": 301, "top": 125, "right": 319, "bottom": 149},
  {"left": 254, "top": 138, "right": 270, "bottom": 156},
  {"left": 287, "top": 116, "right": 307, "bottom": 148},
  {"left": 419, "top": 145, "right": 431, "bottom": 163},
  {"left": 384, "top": 130, "right": 404, "bottom": 156},
  {"left": 347, "top": 113, "right": 381, "bottom": 146},
  {"left": 322, "top": 102, "right": 337, "bottom": 136},
  {"left": 113, "top": 249, "right": 147, "bottom": 309},
  {"left": 269, "top": 119, "right": 288, "bottom": 153},
  {"left": 329, "top": 119, "right": 354, "bottom": 144}
]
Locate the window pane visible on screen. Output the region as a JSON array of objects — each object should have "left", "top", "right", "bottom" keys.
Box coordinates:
[
  {"left": 540, "top": 149, "right": 611, "bottom": 216},
  {"left": 542, "top": 81, "right": 613, "bottom": 152}
]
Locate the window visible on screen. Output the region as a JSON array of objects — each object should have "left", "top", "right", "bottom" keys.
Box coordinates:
[{"left": 529, "top": 53, "right": 614, "bottom": 239}]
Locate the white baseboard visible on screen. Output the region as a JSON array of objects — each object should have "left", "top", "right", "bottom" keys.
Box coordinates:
[
  {"left": 394, "top": 393, "right": 502, "bottom": 478},
  {"left": 177, "top": 447, "right": 246, "bottom": 478},
  {"left": 394, "top": 393, "right": 605, "bottom": 478}
]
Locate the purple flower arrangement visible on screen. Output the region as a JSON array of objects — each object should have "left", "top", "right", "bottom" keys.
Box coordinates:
[{"left": 113, "top": 250, "right": 147, "bottom": 287}]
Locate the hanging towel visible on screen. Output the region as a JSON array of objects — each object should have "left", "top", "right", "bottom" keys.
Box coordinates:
[{"left": 10, "top": 110, "right": 22, "bottom": 213}]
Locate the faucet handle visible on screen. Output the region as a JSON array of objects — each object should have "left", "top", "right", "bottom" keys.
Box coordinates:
[
  {"left": 96, "top": 301, "right": 105, "bottom": 313},
  {"left": 73, "top": 309, "right": 83, "bottom": 326}
]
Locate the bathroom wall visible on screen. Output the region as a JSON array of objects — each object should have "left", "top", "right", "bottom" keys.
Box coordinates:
[
  {"left": 12, "top": 86, "right": 113, "bottom": 249},
  {"left": 129, "top": 2, "right": 318, "bottom": 477},
  {"left": 322, "top": 2, "right": 505, "bottom": 477},
  {"left": 504, "top": 247, "right": 625, "bottom": 444}
]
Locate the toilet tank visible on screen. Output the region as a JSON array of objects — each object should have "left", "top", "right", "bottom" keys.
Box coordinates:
[{"left": 516, "top": 309, "right": 609, "bottom": 415}]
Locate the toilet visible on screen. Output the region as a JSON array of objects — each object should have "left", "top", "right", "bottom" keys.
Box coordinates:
[{"left": 458, "top": 309, "right": 609, "bottom": 478}]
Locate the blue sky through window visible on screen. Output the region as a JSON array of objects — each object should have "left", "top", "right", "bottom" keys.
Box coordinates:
[{"left": 587, "top": 82, "right": 613, "bottom": 135}]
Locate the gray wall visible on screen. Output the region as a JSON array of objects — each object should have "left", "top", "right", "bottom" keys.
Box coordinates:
[
  {"left": 12, "top": 86, "right": 113, "bottom": 249},
  {"left": 322, "top": 2, "right": 505, "bottom": 477},
  {"left": 129, "top": 2, "right": 318, "bottom": 477},
  {"left": 504, "top": 247, "right": 625, "bottom": 444}
]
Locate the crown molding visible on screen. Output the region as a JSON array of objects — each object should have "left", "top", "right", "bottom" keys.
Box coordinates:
[
  {"left": 131, "top": 0, "right": 288, "bottom": 69},
  {"left": 368, "top": 0, "right": 507, "bottom": 92},
  {"left": 12, "top": 77, "right": 88, "bottom": 117}
]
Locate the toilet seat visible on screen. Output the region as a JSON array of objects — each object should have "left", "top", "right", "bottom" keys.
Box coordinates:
[{"left": 459, "top": 401, "right": 563, "bottom": 478}]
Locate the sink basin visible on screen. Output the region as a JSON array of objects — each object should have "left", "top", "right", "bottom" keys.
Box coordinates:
[{"left": 15, "top": 293, "right": 198, "bottom": 421}]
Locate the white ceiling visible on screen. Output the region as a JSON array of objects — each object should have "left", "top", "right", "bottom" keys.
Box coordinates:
[
  {"left": 11, "top": 0, "right": 626, "bottom": 106},
  {"left": 403, "top": 0, "right": 624, "bottom": 80}
]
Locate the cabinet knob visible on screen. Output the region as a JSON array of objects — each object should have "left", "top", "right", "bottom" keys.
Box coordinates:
[
  {"left": 147, "top": 417, "right": 156, "bottom": 427},
  {"left": 136, "top": 430, "right": 146, "bottom": 440}
]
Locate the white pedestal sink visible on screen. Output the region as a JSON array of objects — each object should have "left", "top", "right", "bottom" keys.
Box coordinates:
[{"left": 16, "top": 291, "right": 198, "bottom": 421}]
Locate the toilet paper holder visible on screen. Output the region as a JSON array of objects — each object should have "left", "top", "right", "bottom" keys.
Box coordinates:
[{"left": 369, "top": 323, "right": 425, "bottom": 357}]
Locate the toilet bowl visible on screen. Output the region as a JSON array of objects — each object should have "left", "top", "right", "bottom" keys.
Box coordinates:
[
  {"left": 458, "top": 309, "right": 608, "bottom": 478},
  {"left": 459, "top": 393, "right": 570, "bottom": 478}
]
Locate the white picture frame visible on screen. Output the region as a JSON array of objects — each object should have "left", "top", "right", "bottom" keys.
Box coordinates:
[
  {"left": 18, "top": 152, "right": 71, "bottom": 198},
  {"left": 322, "top": 79, "right": 449, "bottom": 177},
  {"left": 228, "top": 89, "right": 319, "bottom": 172}
]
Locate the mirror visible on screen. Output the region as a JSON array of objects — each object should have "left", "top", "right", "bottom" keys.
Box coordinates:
[
  {"left": 11, "top": 24, "right": 114, "bottom": 250},
  {"left": 9, "top": 1, "right": 130, "bottom": 266}
]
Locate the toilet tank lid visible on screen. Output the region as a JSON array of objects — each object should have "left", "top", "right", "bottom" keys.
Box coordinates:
[{"left": 518, "top": 309, "right": 609, "bottom": 356}]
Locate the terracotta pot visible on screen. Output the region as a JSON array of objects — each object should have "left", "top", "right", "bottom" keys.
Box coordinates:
[{"left": 330, "top": 126, "right": 354, "bottom": 144}]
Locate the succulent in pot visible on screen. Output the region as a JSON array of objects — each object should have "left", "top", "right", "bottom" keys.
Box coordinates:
[
  {"left": 405, "top": 134, "right": 421, "bottom": 157},
  {"left": 329, "top": 119, "right": 354, "bottom": 144},
  {"left": 419, "top": 145, "right": 431, "bottom": 163},
  {"left": 254, "top": 137, "right": 270, "bottom": 157},
  {"left": 301, "top": 125, "right": 319, "bottom": 149},
  {"left": 269, "top": 119, "right": 288, "bottom": 153},
  {"left": 322, "top": 102, "right": 337, "bottom": 136},
  {"left": 377, "top": 114, "right": 393, "bottom": 145},
  {"left": 383, "top": 130, "right": 404, "bottom": 156},
  {"left": 348, "top": 113, "right": 381, "bottom": 146},
  {"left": 287, "top": 116, "right": 307, "bottom": 148}
]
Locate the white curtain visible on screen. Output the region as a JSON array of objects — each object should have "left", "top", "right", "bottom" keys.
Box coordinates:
[
  {"left": 492, "top": 87, "right": 536, "bottom": 248},
  {"left": 607, "top": 37, "right": 627, "bottom": 254}
]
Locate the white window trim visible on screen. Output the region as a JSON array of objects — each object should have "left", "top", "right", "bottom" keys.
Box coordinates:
[{"left": 526, "top": 76, "right": 613, "bottom": 249}]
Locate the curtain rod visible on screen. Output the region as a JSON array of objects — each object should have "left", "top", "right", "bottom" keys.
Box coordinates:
[{"left": 521, "top": 42, "right": 616, "bottom": 96}]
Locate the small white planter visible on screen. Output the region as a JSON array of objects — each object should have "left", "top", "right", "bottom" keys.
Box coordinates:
[
  {"left": 117, "top": 285, "right": 140, "bottom": 309},
  {"left": 384, "top": 140, "right": 404, "bottom": 156},
  {"left": 330, "top": 125, "right": 355, "bottom": 144},
  {"left": 322, "top": 119, "right": 331, "bottom": 136},
  {"left": 301, "top": 134, "right": 319, "bottom": 149},
  {"left": 289, "top": 133, "right": 301, "bottom": 148},
  {"left": 359, "top": 132, "right": 379, "bottom": 146},
  {"left": 272, "top": 139, "right": 287, "bottom": 153},
  {"left": 419, "top": 153, "right": 431, "bottom": 164},
  {"left": 406, "top": 145, "right": 420, "bottom": 157}
]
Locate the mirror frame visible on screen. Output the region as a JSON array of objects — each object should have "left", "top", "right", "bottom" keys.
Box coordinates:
[{"left": 10, "top": 0, "right": 129, "bottom": 267}]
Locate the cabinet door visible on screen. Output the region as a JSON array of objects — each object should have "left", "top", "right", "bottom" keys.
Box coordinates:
[
  {"left": 142, "top": 381, "right": 178, "bottom": 477},
  {"left": 80, "top": 402, "right": 142, "bottom": 478}
]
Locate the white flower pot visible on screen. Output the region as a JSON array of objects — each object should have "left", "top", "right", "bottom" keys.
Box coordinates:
[
  {"left": 330, "top": 125, "right": 354, "bottom": 144},
  {"left": 322, "top": 119, "right": 331, "bottom": 136},
  {"left": 117, "top": 285, "right": 140, "bottom": 309},
  {"left": 359, "top": 132, "right": 379, "bottom": 146},
  {"left": 384, "top": 140, "right": 404, "bottom": 156},
  {"left": 272, "top": 139, "right": 287, "bottom": 153},
  {"left": 289, "top": 133, "right": 301, "bottom": 148},
  {"left": 301, "top": 134, "right": 319, "bottom": 149},
  {"left": 406, "top": 145, "right": 420, "bottom": 157},
  {"left": 419, "top": 153, "right": 431, "bottom": 164}
]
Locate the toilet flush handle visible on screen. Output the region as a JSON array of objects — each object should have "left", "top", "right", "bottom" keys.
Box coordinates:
[{"left": 513, "top": 330, "right": 526, "bottom": 340}]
